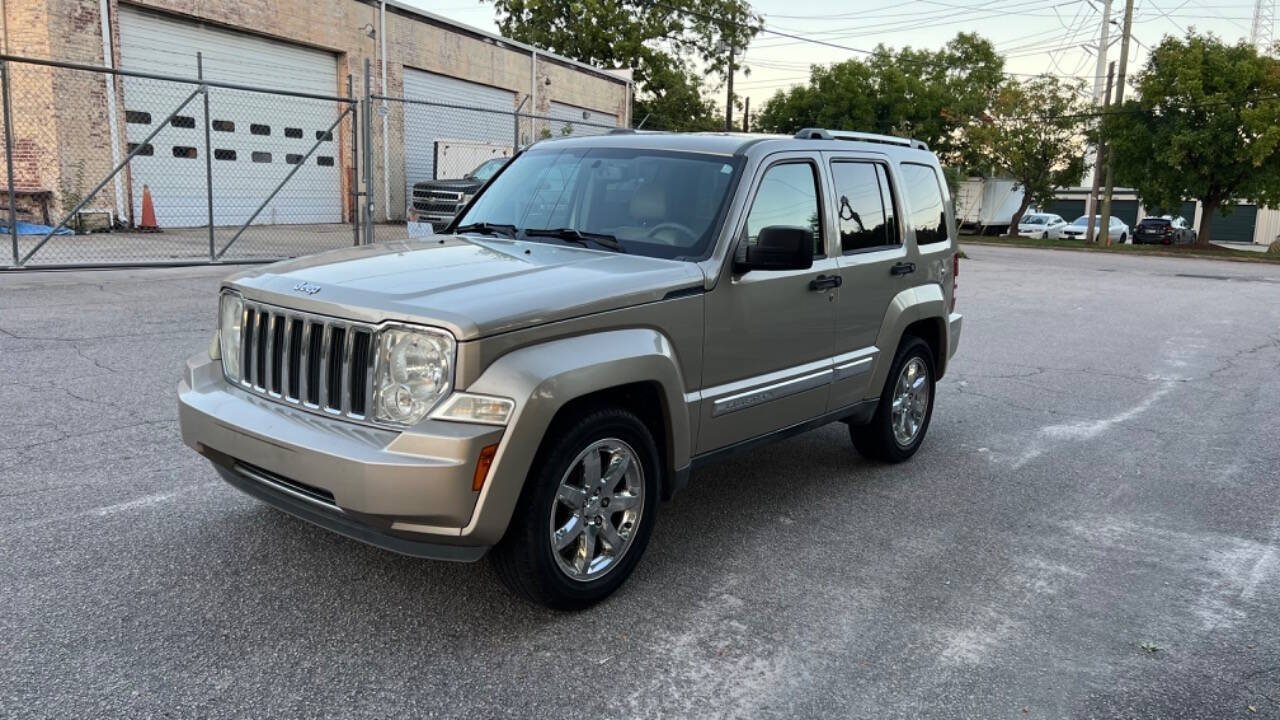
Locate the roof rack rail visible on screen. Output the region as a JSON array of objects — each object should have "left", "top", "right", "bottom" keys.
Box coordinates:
[
  {"left": 607, "top": 128, "right": 636, "bottom": 135},
  {"left": 794, "top": 128, "right": 929, "bottom": 151}
]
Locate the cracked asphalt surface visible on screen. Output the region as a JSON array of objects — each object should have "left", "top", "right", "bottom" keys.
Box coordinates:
[{"left": 2, "top": 244, "right": 1279, "bottom": 719}]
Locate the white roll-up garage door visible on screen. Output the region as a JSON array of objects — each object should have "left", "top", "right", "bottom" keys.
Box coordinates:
[
  {"left": 549, "top": 101, "right": 618, "bottom": 138},
  {"left": 117, "top": 7, "right": 342, "bottom": 228},
  {"left": 402, "top": 68, "right": 516, "bottom": 208}
]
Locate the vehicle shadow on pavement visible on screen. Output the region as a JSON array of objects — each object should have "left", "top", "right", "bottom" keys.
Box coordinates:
[{"left": 191, "top": 420, "right": 899, "bottom": 623}]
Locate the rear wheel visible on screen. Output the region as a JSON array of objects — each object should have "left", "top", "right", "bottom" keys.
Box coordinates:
[
  {"left": 490, "top": 406, "right": 660, "bottom": 610},
  {"left": 850, "top": 337, "right": 936, "bottom": 463}
]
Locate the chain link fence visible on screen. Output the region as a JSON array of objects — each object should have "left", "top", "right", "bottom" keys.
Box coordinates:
[
  {"left": 1, "top": 54, "right": 359, "bottom": 268},
  {"left": 1, "top": 52, "right": 630, "bottom": 268},
  {"left": 369, "top": 92, "right": 620, "bottom": 231}
]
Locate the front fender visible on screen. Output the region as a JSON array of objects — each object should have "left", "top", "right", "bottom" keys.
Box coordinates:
[{"left": 457, "top": 328, "right": 690, "bottom": 545}]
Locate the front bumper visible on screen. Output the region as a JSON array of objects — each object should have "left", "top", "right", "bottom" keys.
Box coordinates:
[
  {"left": 408, "top": 209, "right": 460, "bottom": 229},
  {"left": 178, "top": 354, "right": 504, "bottom": 561}
]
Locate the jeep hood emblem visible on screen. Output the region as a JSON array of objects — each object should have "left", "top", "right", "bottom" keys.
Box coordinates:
[{"left": 292, "top": 281, "right": 322, "bottom": 295}]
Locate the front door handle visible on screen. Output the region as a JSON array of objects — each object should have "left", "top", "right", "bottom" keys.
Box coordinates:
[
  {"left": 809, "top": 274, "right": 842, "bottom": 291},
  {"left": 890, "top": 261, "right": 916, "bottom": 276}
]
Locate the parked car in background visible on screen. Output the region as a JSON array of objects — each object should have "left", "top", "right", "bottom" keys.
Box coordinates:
[
  {"left": 1134, "top": 215, "right": 1196, "bottom": 245},
  {"left": 1015, "top": 212, "right": 1067, "bottom": 240},
  {"left": 1060, "top": 215, "right": 1130, "bottom": 244},
  {"left": 409, "top": 156, "right": 509, "bottom": 229},
  {"left": 178, "top": 128, "right": 963, "bottom": 609}
]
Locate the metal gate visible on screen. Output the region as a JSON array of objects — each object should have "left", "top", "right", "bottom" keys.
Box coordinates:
[
  {"left": 368, "top": 75, "right": 621, "bottom": 230},
  {"left": 1, "top": 53, "right": 360, "bottom": 268}
]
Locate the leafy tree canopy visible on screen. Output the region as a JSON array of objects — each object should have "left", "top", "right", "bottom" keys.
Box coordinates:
[
  {"left": 1105, "top": 32, "right": 1280, "bottom": 244},
  {"left": 753, "top": 33, "right": 1005, "bottom": 168},
  {"left": 969, "top": 74, "right": 1088, "bottom": 229},
  {"left": 487, "top": 0, "right": 760, "bottom": 131}
]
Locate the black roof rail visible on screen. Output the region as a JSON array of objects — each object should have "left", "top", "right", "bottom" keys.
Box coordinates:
[
  {"left": 794, "top": 128, "right": 929, "bottom": 151},
  {"left": 607, "top": 128, "right": 636, "bottom": 135}
]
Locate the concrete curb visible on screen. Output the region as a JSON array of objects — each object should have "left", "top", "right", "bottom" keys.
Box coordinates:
[{"left": 959, "top": 239, "right": 1280, "bottom": 266}]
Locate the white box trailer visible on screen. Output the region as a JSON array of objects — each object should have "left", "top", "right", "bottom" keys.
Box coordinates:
[
  {"left": 434, "top": 140, "right": 512, "bottom": 180},
  {"left": 955, "top": 177, "right": 1026, "bottom": 234}
]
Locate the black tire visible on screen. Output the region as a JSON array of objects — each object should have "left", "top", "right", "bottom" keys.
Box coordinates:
[
  {"left": 490, "top": 405, "right": 661, "bottom": 610},
  {"left": 850, "top": 336, "right": 936, "bottom": 463}
]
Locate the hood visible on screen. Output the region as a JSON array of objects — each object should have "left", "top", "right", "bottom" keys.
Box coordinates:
[
  {"left": 224, "top": 237, "right": 705, "bottom": 341},
  {"left": 414, "top": 178, "right": 482, "bottom": 191}
]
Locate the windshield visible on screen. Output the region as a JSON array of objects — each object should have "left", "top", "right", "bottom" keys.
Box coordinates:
[
  {"left": 1022, "top": 215, "right": 1045, "bottom": 225},
  {"left": 455, "top": 146, "right": 743, "bottom": 260},
  {"left": 468, "top": 157, "right": 507, "bottom": 182}
]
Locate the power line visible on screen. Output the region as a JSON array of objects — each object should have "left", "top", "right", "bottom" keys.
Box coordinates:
[{"left": 650, "top": 0, "right": 1108, "bottom": 80}]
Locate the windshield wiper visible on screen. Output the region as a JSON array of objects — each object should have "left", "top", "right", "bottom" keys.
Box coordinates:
[
  {"left": 523, "top": 227, "right": 626, "bottom": 253},
  {"left": 453, "top": 222, "right": 517, "bottom": 238}
]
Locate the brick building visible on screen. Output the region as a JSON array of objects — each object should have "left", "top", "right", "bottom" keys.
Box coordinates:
[{"left": 0, "top": 0, "right": 631, "bottom": 229}]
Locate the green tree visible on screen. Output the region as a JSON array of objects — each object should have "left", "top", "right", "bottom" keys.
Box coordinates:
[
  {"left": 969, "top": 74, "right": 1088, "bottom": 231},
  {"left": 634, "top": 63, "right": 721, "bottom": 131},
  {"left": 753, "top": 33, "right": 1004, "bottom": 168},
  {"left": 1105, "top": 33, "right": 1280, "bottom": 245},
  {"left": 486, "top": 0, "right": 760, "bottom": 131}
]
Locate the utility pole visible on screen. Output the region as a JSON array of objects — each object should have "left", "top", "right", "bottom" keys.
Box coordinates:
[
  {"left": 1086, "top": 61, "right": 1115, "bottom": 246},
  {"left": 1099, "top": 0, "right": 1134, "bottom": 248},
  {"left": 1085, "top": 0, "right": 1113, "bottom": 219},
  {"left": 724, "top": 44, "right": 735, "bottom": 131},
  {"left": 1252, "top": 0, "right": 1276, "bottom": 54},
  {"left": 1091, "top": 0, "right": 1114, "bottom": 103},
  {"left": 742, "top": 96, "right": 750, "bottom": 132}
]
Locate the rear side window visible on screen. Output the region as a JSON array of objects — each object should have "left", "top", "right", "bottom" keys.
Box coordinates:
[
  {"left": 899, "top": 162, "right": 949, "bottom": 246},
  {"left": 745, "top": 162, "right": 824, "bottom": 257},
  {"left": 831, "top": 161, "right": 897, "bottom": 253}
]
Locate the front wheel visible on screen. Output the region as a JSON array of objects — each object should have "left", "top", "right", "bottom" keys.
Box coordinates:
[
  {"left": 850, "top": 337, "right": 936, "bottom": 463},
  {"left": 490, "top": 406, "right": 660, "bottom": 610}
]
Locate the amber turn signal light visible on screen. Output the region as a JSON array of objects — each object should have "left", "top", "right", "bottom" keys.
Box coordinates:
[{"left": 473, "top": 444, "right": 499, "bottom": 492}]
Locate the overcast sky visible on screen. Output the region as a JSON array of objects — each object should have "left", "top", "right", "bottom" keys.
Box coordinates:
[{"left": 404, "top": 1, "right": 1262, "bottom": 104}]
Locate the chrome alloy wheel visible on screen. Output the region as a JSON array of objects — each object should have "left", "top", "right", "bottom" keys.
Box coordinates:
[
  {"left": 891, "top": 357, "right": 930, "bottom": 447},
  {"left": 549, "top": 438, "right": 645, "bottom": 582}
]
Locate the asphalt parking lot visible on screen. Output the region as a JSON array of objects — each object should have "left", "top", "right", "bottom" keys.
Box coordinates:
[{"left": 2, "top": 244, "right": 1278, "bottom": 719}]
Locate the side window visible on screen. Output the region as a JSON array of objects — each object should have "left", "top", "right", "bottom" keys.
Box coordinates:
[
  {"left": 899, "top": 162, "right": 949, "bottom": 246},
  {"left": 831, "top": 162, "right": 895, "bottom": 253},
  {"left": 744, "top": 162, "right": 823, "bottom": 257}
]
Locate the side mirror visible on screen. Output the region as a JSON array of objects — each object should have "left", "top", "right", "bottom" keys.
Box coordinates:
[{"left": 734, "top": 225, "right": 814, "bottom": 273}]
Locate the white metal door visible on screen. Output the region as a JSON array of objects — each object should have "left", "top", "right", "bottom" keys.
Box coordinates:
[
  {"left": 402, "top": 68, "right": 515, "bottom": 209},
  {"left": 549, "top": 101, "right": 617, "bottom": 138},
  {"left": 117, "top": 7, "right": 342, "bottom": 228}
]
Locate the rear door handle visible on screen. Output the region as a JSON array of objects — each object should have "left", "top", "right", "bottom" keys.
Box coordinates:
[
  {"left": 809, "top": 274, "right": 842, "bottom": 291},
  {"left": 890, "top": 261, "right": 916, "bottom": 276}
]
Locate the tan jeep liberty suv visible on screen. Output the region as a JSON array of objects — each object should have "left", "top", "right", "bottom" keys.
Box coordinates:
[{"left": 178, "top": 128, "right": 963, "bottom": 609}]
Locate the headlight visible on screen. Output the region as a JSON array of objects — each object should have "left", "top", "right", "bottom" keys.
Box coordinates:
[
  {"left": 373, "top": 325, "right": 455, "bottom": 426},
  {"left": 218, "top": 291, "right": 244, "bottom": 382},
  {"left": 431, "top": 393, "right": 514, "bottom": 425},
  {"left": 458, "top": 193, "right": 475, "bottom": 207}
]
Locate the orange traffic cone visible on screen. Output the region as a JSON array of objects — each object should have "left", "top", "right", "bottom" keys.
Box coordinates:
[{"left": 138, "top": 184, "right": 160, "bottom": 233}]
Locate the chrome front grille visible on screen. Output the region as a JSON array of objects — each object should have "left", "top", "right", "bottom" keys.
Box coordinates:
[
  {"left": 237, "top": 301, "right": 376, "bottom": 421},
  {"left": 411, "top": 188, "right": 464, "bottom": 214}
]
